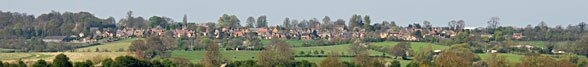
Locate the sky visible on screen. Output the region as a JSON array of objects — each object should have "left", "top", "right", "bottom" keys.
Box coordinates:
[{"left": 1, "top": 0, "right": 587, "bottom": 27}]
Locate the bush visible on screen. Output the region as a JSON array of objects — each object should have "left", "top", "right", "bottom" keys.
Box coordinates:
[
  {"left": 112, "top": 56, "right": 151, "bottom": 67},
  {"left": 101, "top": 58, "right": 114, "bottom": 67},
  {"left": 52, "top": 54, "right": 73, "bottom": 67},
  {"left": 227, "top": 60, "right": 259, "bottom": 67},
  {"left": 32, "top": 59, "right": 49, "bottom": 67},
  {"left": 389, "top": 60, "right": 401, "bottom": 67},
  {"left": 294, "top": 60, "right": 317, "bottom": 67},
  {"left": 73, "top": 60, "right": 93, "bottom": 67}
]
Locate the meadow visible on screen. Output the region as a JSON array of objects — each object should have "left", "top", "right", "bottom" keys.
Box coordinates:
[
  {"left": 369, "top": 41, "right": 449, "bottom": 52},
  {"left": 74, "top": 38, "right": 142, "bottom": 52},
  {"left": 261, "top": 39, "right": 315, "bottom": 47},
  {"left": 1, "top": 39, "right": 584, "bottom": 67}
]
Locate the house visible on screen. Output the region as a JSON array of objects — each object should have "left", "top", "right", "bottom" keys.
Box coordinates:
[
  {"left": 512, "top": 33, "right": 524, "bottom": 39},
  {"left": 42, "top": 36, "right": 68, "bottom": 43}
]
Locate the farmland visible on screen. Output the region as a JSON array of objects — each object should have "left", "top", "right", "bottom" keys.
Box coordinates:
[
  {"left": 74, "top": 38, "right": 142, "bottom": 52},
  {"left": 1, "top": 39, "right": 586, "bottom": 67}
]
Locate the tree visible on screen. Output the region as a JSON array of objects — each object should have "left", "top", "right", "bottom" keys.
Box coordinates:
[
  {"left": 487, "top": 17, "right": 500, "bottom": 29},
  {"left": 17, "top": 59, "right": 26, "bottom": 67},
  {"left": 218, "top": 14, "right": 240, "bottom": 29},
  {"left": 52, "top": 53, "right": 73, "bottom": 67},
  {"left": 350, "top": 39, "right": 371, "bottom": 66},
  {"left": 456, "top": 20, "right": 465, "bottom": 31},
  {"left": 320, "top": 52, "right": 344, "bottom": 67},
  {"left": 434, "top": 46, "right": 479, "bottom": 67},
  {"left": 349, "top": 14, "right": 363, "bottom": 29},
  {"left": 273, "top": 39, "right": 294, "bottom": 65},
  {"left": 575, "top": 34, "right": 588, "bottom": 56},
  {"left": 256, "top": 16, "right": 267, "bottom": 28},
  {"left": 202, "top": 40, "right": 223, "bottom": 67},
  {"left": 148, "top": 16, "right": 172, "bottom": 28},
  {"left": 256, "top": 39, "right": 294, "bottom": 66},
  {"left": 129, "top": 39, "right": 147, "bottom": 59},
  {"left": 257, "top": 43, "right": 276, "bottom": 66},
  {"left": 102, "top": 58, "right": 114, "bottom": 67},
  {"left": 33, "top": 59, "right": 49, "bottom": 67},
  {"left": 182, "top": 14, "right": 188, "bottom": 26},
  {"left": 579, "top": 22, "right": 586, "bottom": 32},
  {"left": 423, "top": 20, "right": 432, "bottom": 29},
  {"left": 322, "top": 16, "right": 331, "bottom": 25},
  {"left": 113, "top": 56, "right": 150, "bottom": 67},
  {"left": 390, "top": 60, "right": 401, "bottom": 67},
  {"left": 334, "top": 19, "right": 346, "bottom": 28},
  {"left": 485, "top": 53, "right": 509, "bottom": 67},
  {"left": 363, "top": 15, "right": 372, "bottom": 31},
  {"left": 74, "top": 60, "right": 93, "bottom": 67},
  {"left": 283, "top": 17, "right": 291, "bottom": 29},
  {"left": 130, "top": 36, "right": 169, "bottom": 60},
  {"left": 517, "top": 53, "right": 557, "bottom": 67},
  {"left": 448, "top": 20, "right": 457, "bottom": 30},
  {"left": 246, "top": 16, "right": 255, "bottom": 28},
  {"left": 389, "top": 42, "right": 411, "bottom": 59},
  {"left": 413, "top": 44, "right": 436, "bottom": 66}
]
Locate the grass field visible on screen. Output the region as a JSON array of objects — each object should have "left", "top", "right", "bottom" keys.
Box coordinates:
[
  {"left": 477, "top": 53, "right": 525, "bottom": 63},
  {"left": 74, "top": 38, "right": 141, "bottom": 52},
  {"left": 3, "top": 38, "right": 583, "bottom": 67},
  {"left": 171, "top": 50, "right": 260, "bottom": 62},
  {"left": 293, "top": 44, "right": 386, "bottom": 56},
  {"left": 261, "top": 39, "right": 315, "bottom": 47},
  {"left": 0, "top": 52, "right": 131, "bottom": 63},
  {"left": 514, "top": 41, "right": 573, "bottom": 48},
  {"left": 370, "top": 41, "right": 449, "bottom": 52}
]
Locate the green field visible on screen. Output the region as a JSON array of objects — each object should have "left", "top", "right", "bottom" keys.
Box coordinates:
[
  {"left": 293, "top": 44, "right": 386, "bottom": 56},
  {"left": 261, "top": 39, "right": 315, "bottom": 47},
  {"left": 0, "top": 53, "right": 52, "bottom": 60},
  {"left": 370, "top": 41, "right": 449, "bottom": 52},
  {"left": 514, "top": 41, "right": 573, "bottom": 48},
  {"left": 4, "top": 38, "right": 584, "bottom": 67},
  {"left": 74, "top": 38, "right": 141, "bottom": 52},
  {"left": 171, "top": 50, "right": 260, "bottom": 62},
  {"left": 478, "top": 53, "right": 525, "bottom": 63}
]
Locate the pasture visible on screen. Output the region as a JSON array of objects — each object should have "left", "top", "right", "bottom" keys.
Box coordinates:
[
  {"left": 74, "top": 38, "right": 142, "bottom": 52},
  {"left": 370, "top": 41, "right": 449, "bottom": 52}
]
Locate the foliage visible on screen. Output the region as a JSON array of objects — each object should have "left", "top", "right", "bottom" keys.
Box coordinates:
[
  {"left": 73, "top": 60, "right": 93, "bottom": 67},
  {"left": 256, "top": 39, "right": 294, "bottom": 66},
  {"left": 320, "top": 52, "right": 344, "bottom": 67},
  {"left": 33, "top": 59, "right": 49, "bottom": 67},
  {"left": 52, "top": 53, "right": 73, "bottom": 67},
  {"left": 218, "top": 14, "right": 241, "bottom": 29},
  {"left": 433, "top": 46, "right": 479, "bottom": 67},
  {"left": 389, "top": 60, "right": 401, "bottom": 67},
  {"left": 256, "top": 16, "right": 267, "bottom": 28},
  {"left": 202, "top": 40, "right": 224, "bottom": 67},
  {"left": 389, "top": 42, "right": 411, "bottom": 59},
  {"left": 485, "top": 53, "right": 510, "bottom": 67},
  {"left": 112, "top": 56, "right": 151, "bottom": 67}
]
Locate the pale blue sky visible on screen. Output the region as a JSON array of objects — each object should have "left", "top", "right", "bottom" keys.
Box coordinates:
[{"left": 1, "top": 0, "right": 587, "bottom": 27}]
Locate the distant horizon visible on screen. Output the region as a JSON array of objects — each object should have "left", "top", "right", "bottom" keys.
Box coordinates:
[{"left": 2, "top": 0, "right": 587, "bottom": 27}]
